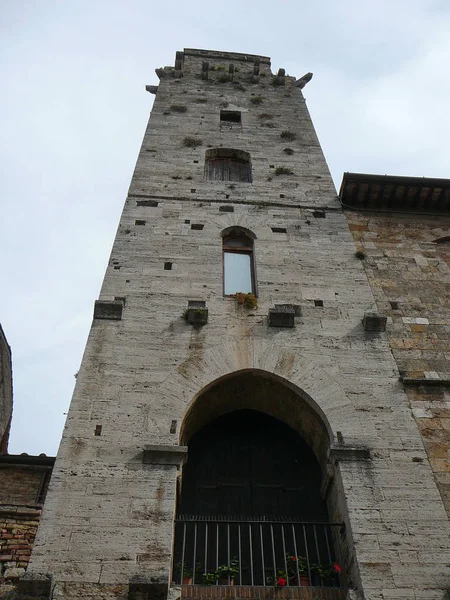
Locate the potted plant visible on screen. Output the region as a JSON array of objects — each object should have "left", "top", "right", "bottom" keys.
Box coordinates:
[
  {"left": 311, "top": 562, "right": 341, "bottom": 585},
  {"left": 201, "top": 572, "right": 218, "bottom": 586},
  {"left": 286, "top": 555, "right": 310, "bottom": 586},
  {"left": 176, "top": 563, "right": 194, "bottom": 585},
  {"left": 216, "top": 558, "right": 239, "bottom": 585},
  {"left": 235, "top": 292, "right": 258, "bottom": 309}
]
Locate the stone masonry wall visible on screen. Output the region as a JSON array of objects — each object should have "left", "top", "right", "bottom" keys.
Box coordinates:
[
  {"left": 345, "top": 210, "right": 450, "bottom": 518},
  {"left": 24, "top": 50, "right": 450, "bottom": 600}
]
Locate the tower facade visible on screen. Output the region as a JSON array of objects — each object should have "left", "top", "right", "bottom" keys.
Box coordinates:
[{"left": 21, "top": 50, "right": 450, "bottom": 600}]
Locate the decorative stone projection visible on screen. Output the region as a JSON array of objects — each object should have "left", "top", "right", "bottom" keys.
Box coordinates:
[{"left": 21, "top": 52, "right": 450, "bottom": 600}]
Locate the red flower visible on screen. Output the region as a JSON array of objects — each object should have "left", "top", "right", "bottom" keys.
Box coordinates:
[
  {"left": 332, "top": 563, "right": 341, "bottom": 574},
  {"left": 290, "top": 556, "right": 296, "bottom": 561},
  {"left": 276, "top": 577, "right": 287, "bottom": 586}
]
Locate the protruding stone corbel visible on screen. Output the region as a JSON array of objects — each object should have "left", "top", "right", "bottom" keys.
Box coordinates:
[
  {"left": 143, "top": 445, "right": 188, "bottom": 467},
  {"left": 17, "top": 572, "right": 52, "bottom": 598},
  {"left": 268, "top": 304, "right": 300, "bottom": 328},
  {"left": 294, "top": 72, "right": 313, "bottom": 89},
  {"left": 363, "top": 312, "right": 387, "bottom": 331},
  {"left": 186, "top": 300, "right": 208, "bottom": 325},
  {"left": 129, "top": 579, "right": 168, "bottom": 600},
  {"left": 146, "top": 85, "right": 159, "bottom": 94},
  {"left": 94, "top": 299, "right": 124, "bottom": 321},
  {"left": 328, "top": 446, "right": 371, "bottom": 464},
  {"left": 155, "top": 68, "right": 165, "bottom": 79}
]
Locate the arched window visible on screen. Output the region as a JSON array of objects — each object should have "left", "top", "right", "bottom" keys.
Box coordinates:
[
  {"left": 205, "top": 148, "right": 252, "bottom": 182},
  {"left": 222, "top": 228, "right": 255, "bottom": 295}
]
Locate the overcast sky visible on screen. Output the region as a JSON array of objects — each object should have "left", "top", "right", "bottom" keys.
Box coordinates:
[{"left": 1, "top": 0, "right": 449, "bottom": 456}]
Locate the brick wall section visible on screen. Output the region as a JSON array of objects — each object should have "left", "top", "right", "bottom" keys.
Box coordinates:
[
  {"left": 344, "top": 211, "right": 450, "bottom": 515},
  {"left": 180, "top": 585, "right": 346, "bottom": 600},
  {"left": 0, "top": 459, "right": 53, "bottom": 595}
]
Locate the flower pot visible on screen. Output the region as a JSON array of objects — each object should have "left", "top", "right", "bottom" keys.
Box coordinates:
[
  {"left": 299, "top": 575, "right": 310, "bottom": 586},
  {"left": 182, "top": 576, "right": 193, "bottom": 585},
  {"left": 218, "top": 576, "right": 234, "bottom": 585}
]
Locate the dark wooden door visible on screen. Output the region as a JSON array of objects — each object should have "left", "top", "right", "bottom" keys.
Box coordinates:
[{"left": 178, "top": 410, "right": 327, "bottom": 520}]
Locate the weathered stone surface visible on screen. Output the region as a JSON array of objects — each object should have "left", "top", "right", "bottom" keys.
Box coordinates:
[
  {"left": 20, "top": 48, "right": 450, "bottom": 600},
  {"left": 0, "top": 324, "right": 12, "bottom": 453}
]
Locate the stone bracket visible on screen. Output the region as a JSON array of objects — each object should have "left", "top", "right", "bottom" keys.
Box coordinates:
[
  {"left": 268, "top": 304, "right": 298, "bottom": 328},
  {"left": 328, "top": 446, "right": 371, "bottom": 464},
  {"left": 363, "top": 312, "right": 387, "bottom": 331},
  {"left": 17, "top": 573, "right": 52, "bottom": 598},
  {"left": 401, "top": 377, "right": 450, "bottom": 387},
  {"left": 146, "top": 85, "right": 159, "bottom": 94},
  {"left": 129, "top": 581, "right": 168, "bottom": 600},
  {"left": 143, "top": 445, "right": 188, "bottom": 467},
  {"left": 94, "top": 299, "right": 124, "bottom": 320}
]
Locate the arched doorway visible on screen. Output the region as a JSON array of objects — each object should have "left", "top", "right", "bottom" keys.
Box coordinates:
[
  {"left": 174, "top": 374, "right": 343, "bottom": 588},
  {"left": 178, "top": 410, "right": 327, "bottom": 520}
]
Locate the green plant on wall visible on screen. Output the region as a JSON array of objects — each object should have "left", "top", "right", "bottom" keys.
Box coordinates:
[{"left": 235, "top": 292, "right": 258, "bottom": 309}]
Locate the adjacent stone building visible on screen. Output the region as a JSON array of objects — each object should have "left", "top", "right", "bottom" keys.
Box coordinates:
[{"left": 10, "top": 50, "right": 450, "bottom": 600}]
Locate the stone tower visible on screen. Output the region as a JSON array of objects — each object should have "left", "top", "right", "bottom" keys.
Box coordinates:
[{"left": 20, "top": 49, "right": 450, "bottom": 600}]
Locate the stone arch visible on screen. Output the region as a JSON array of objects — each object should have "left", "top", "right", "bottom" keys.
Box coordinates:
[
  {"left": 179, "top": 368, "right": 332, "bottom": 468},
  {"left": 165, "top": 340, "right": 357, "bottom": 456}
]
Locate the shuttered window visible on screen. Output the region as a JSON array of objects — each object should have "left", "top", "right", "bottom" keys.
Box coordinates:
[{"left": 205, "top": 149, "right": 252, "bottom": 183}]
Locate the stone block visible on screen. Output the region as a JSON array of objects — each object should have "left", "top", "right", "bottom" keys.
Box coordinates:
[
  {"left": 128, "top": 582, "right": 168, "bottom": 600},
  {"left": 268, "top": 306, "right": 295, "bottom": 328},
  {"left": 17, "top": 572, "right": 52, "bottom": 598},
  {"left": 143, "top": 445, "right": 188, "bottom": 467},
  {"left": 363, "top": 312, "right": 387, "bottom": 331},
  {"left": 186, "top": 301, "right": 208, "bottom": 325},
  {"left": 94, "top": 300, "right": 123, "bottom": 320}
]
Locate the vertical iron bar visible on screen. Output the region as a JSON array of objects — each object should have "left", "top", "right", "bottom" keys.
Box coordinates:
[
  {"left": 281, "top": 525, "right": 288, "bottom": 586},
  {"left": 192, "top": 523, "right": 197, "bottom": 584},
  {"left": 249, "top": 523, "right": 254, "bottom": 586},
  {"left": 303, "top": 524, "right": 312, "bottom": 583},
  {"left": 216, "top": 523, "right": 219, "bottom": 586},
  {"left": 324, "top": 526, "right": 334, "bottom": 587},
  {"left": 227, "top": 523, "right": 231, "bottom": 585},
  {"left": 180, "top": 522, "right": 187, "bottom": 585},
  {"left": 260, "top": 524, "right": 265, "bottom": 586},
  {"left": 270, "top": 524, "right": 276, "bottom": 585},
  {"left": 204, "top": 522, "right": 208, "bottom": 578},
  {"left": 313, "top": 525, "right": 321, "bottom": 586},
  {"left": 291, "top": 524, "right": 300, "bottom": 585},
  {"left": 238, "top": 524, "right": 242, "bottom": 585}
]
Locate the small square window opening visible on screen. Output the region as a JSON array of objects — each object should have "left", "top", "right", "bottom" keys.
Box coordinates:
[{"left": 220, "top": 110, "right": 242, "bottom": 124}]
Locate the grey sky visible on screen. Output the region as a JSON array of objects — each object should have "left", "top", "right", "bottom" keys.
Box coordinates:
[{"left": 1, "top": 0, "right": 449, "bottom": 455}]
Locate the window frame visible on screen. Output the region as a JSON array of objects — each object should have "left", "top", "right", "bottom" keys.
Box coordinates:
[{"left": 222, "top": 229, "right": 256, "bottom": 297}]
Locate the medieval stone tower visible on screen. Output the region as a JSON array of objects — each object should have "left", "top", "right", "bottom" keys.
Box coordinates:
[{"left": 19, "top": 49, "right": 450, "bottom": 600}]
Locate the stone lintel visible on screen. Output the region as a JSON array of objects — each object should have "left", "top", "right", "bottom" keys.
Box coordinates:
[{"left": 143, "top": 445, "right": 188, "bottom": 467}]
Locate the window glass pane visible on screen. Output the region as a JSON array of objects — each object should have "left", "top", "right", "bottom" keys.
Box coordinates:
[{"left": 224, "top": 252, "right": 252, "bottom": 295}]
